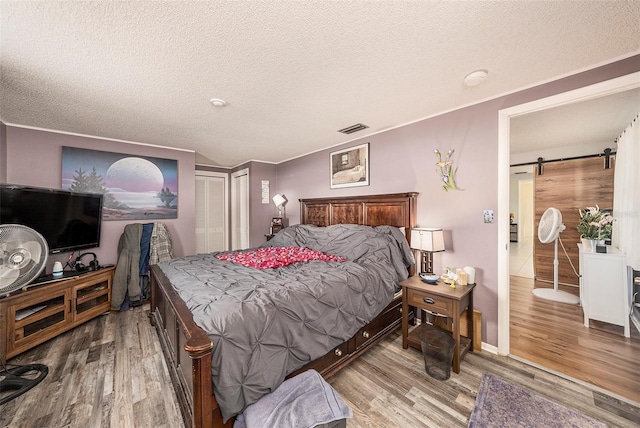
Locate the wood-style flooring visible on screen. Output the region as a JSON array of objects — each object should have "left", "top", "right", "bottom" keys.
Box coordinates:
[
  {"left": 1, "top": 306, "right": 183, "bottom": 428},
  {"left": 2, "top": 304, "right": 639, "bottom": 427},
  {"left": 510, "top": 275, "right": 640, "bottom": 404}
]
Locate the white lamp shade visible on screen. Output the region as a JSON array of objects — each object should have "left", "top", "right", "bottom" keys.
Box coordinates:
[
  {"left": 272, "top": 194, "right": 287, "bottom": 207},
  {"left": 410, "top": 228, "right": 445, "bottom": 252}
]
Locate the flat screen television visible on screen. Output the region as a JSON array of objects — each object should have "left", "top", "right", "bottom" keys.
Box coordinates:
[{"left": 0, "top": 184, "right": 103, "bottom": 254}]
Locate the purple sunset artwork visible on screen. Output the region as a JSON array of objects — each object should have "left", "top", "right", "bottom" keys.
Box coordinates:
[{"left": 61, "top": 147, "right": 178, "bottom": 221}]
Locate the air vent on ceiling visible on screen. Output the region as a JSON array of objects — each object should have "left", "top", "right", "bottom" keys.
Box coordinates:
[{"left": 338, "top": 123, "right": 369, "bottom": 134}]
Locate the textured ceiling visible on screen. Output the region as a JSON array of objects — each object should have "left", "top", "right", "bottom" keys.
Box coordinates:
[
  {"left": 510, "top": 88, "right": 640, "bottom": 154},
  {"left": 1, "top": 1, "right": 639, "bottom": 167}
]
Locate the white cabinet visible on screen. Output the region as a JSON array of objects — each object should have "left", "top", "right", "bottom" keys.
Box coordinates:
[{"left": 578, "top": 244, "right": 629, "bottom": 337}]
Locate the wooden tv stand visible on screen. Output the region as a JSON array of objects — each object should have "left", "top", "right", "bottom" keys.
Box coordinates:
[{"left": 0, "top": 267, "right": 114, "bottom": 360}]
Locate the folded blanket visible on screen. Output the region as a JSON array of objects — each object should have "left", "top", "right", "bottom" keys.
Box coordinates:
[{"left": 234, "top": 370, "right": 352, "bottom": 428}]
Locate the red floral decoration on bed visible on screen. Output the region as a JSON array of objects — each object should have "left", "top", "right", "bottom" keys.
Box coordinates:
[{"left": 216, "top": 246, "right": 345, "bottom": 269}]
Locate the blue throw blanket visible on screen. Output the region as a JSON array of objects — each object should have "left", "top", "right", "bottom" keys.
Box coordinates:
[{"left": 234, "top": 370, "right": 352, "bottom": 428}]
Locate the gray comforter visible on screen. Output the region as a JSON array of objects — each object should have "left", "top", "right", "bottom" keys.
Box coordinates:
[{"left": 158, "top": 224, "right": 414, "bottom": 421}]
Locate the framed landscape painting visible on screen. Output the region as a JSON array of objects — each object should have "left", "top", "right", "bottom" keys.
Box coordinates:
[
  {"left": 61, "top": 147, "right": 178, "bottom": 221},
  {"left": 330, "top": 143, "right": 370, "bottom": 189}
]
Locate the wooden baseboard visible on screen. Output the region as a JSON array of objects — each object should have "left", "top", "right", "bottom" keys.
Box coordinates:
[{"left": 434, "top": 309, "right": 482, "bottom": 352}]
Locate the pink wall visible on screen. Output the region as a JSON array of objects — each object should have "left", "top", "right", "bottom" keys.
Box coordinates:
[
  {"left": 229, "top": 161, "right": 279, "bottom": 248},
  {"left": 275, "top": 55, "right": 640, "bottom": 346},
  {"left": 248, "top": 161, "right": 278, "bottom": 247},
  {"left": 4, "top": 127, "right": 196, "bottom": 273}
]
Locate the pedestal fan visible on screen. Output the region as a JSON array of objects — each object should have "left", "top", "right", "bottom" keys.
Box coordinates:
[
  {"left": 532, "top": 208, "right": 580, "bottom": 305},
  {"left": 0, "top": 224, "right": 49, "bottom": 405}
]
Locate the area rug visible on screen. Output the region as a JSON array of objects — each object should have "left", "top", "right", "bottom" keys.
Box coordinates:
[{"left": 468, "top": 373, "right": 606, "bottom": 428}]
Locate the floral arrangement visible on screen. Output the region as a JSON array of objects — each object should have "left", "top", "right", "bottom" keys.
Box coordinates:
[
  {"left": 577, "top": 205, "right": 613, "bottom": 240},
  {"left": 434, "top": 149, "right": 460, "bottom": 191}
]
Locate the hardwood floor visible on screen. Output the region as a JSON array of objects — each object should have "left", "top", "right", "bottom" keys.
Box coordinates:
[
  {"left": 1, "top": 306, "right": 184, "bottom": 428},
  {"left": 510, "top": 275, "right": 640, "bottom": 404},
  {"left": 2, "top": 304, "right": 639, "bottom": 427},
  {"left": 331, "top": 330, "right": 640, "bottom": 428}
]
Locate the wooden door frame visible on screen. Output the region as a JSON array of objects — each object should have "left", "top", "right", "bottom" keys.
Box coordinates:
[{"left": 497, "top": 71, "right": 640, "bottom": 355}]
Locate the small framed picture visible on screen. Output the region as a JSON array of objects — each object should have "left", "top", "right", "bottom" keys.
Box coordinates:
[{"left": 330, "top": 143, "right": 369, "bottom": 189}]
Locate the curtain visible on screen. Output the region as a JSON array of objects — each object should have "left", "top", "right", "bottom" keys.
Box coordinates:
[{"left": 612, "top": 114, "right": 640, "bottom": 270}]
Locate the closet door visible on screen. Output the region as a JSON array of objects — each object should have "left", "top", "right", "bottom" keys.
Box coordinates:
[
  {"left": 231, "top": 168, "right": 249, "bottom": 250},
  {"left": 195, "top": 172, "right": 228, "bottom": 253}
]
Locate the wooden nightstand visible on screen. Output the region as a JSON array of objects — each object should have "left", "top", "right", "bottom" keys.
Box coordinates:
[{"left": 400, "top": 275, "right": 475, "bottom": 374}]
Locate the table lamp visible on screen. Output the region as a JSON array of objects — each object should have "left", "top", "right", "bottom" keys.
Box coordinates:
[
  {"left": 272, "top": 194, "right": 287, "bottom": 218},
  {"left": 410, "top": 228, "right": 445, "bottom": 274}
]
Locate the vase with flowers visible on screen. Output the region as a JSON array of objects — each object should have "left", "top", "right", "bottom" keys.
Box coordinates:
[{"left": 577, "top": 205, "right": 613, "bottom": 251}]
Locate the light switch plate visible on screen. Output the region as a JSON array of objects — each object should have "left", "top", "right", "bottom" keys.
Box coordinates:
[{"left": 483, "top": 210, "right": 494, "bottom": 223}]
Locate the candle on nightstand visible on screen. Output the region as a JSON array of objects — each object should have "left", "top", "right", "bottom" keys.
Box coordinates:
[{"left": 457, "top": 270, "right": 468, "bottom": 285}]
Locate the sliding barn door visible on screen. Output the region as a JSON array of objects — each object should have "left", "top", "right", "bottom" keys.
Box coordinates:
[{"left": 534, "top": 157, "right": 614, "bottom": 286}]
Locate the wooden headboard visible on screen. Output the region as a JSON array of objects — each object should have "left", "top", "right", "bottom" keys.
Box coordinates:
[{"left": 299, "top": 192, "right": 418, "bottom": 247}]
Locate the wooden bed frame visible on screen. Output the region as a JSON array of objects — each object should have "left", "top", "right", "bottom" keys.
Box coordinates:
[{"left": 149, "top": 192, "right": 418, "bottom": 428}]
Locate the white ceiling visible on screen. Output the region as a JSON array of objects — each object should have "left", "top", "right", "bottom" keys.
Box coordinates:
[
  {"left": 1, "top": 1, "right": 639, "bottom": 167},
  {"left": 510, "top": 88, "right": 640, "bottom": 155}
]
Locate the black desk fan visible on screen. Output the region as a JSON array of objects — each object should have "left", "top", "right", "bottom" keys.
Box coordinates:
[{"left": 0, "top": 224, "right": 50, "bottom": 405}]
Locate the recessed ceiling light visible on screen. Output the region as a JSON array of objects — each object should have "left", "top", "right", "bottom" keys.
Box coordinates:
[
  {"left": 210, "top": 98, "right": 227, "bottom": 107},
  {"left": 463, "top": 69, "right": 488, "bottom": 87}
]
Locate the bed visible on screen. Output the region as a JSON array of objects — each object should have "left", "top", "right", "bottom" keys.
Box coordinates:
[{"left": 149, "top": 192, "right": 418, "bottom": 428}]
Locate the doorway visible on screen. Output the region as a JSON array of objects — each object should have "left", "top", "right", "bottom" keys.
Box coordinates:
[
  {"left": 509, "top": 174, "right": 534, "bottom": 279},
  {"left": 498, "top": 70, "right": 640, "bottom": 353},
  {"left": 497, "top": 71, "right": 640, "bottom": 400}
]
